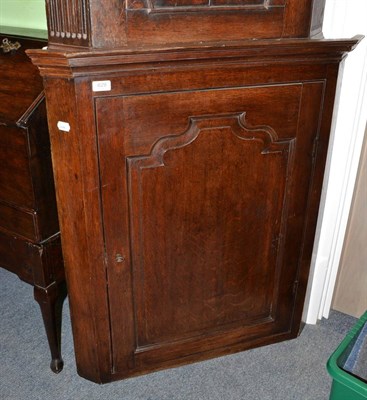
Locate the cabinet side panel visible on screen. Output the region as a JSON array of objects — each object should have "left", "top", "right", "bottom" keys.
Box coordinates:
[{"left": 43, "top": 78, "right": 112, "bottom": 382}]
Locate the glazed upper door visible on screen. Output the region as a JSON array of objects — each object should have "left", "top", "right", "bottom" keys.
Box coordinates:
[{"left": 95, "top": 81, "right": 324, "bottom": 375}]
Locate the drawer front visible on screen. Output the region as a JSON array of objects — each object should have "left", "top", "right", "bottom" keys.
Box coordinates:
[
  {"left": 95, "top": 81, "right": 325, "bottom": 375},
  {"left": 0, "top": 230, "right": 41, "bottom": 284},
  {"left": 0, "top": 126, "right": 34, "bottom": 208},
  {"left": 0, "top": 202, "right": 38, "bottom": 241},
  {"left": 0, "top": 230, "right": 64, "bottom": 286}
]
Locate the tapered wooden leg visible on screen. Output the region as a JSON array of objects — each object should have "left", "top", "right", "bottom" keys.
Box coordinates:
[{"left": 34, "top": 281, "right": 67, "bottom": 373}]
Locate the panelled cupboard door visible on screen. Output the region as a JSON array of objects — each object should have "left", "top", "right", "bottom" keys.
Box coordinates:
[{"left": 95, "top": 81, "right": 324, "bottom": 375}]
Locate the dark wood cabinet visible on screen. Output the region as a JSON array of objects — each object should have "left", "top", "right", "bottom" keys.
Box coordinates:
[
  {"left": 28, "top": 0, "right": 361, "bottom": 383},
  {"left": 0, "top": 34, "right": 66, "bottom": 373}
]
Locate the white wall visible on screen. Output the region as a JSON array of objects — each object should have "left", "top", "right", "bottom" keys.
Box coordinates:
[
  {"left": 0, "top": 0, "right": 47, "bottom": 30},
  {"left": 304, "top": 0, "right": 367, "bottom": 323}
]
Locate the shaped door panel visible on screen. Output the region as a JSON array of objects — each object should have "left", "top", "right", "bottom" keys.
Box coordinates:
[{"left": 95, "top": 82, "right": 324, "bottom": 373}]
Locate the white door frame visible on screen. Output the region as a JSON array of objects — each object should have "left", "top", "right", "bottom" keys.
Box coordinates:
[{"left": 304, "top": 0, "right": 367, "bottom": 324}]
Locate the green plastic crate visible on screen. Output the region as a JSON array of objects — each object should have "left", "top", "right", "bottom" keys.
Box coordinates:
[{"left": 327, "top": 311, "right": 367, "bottom": 400}]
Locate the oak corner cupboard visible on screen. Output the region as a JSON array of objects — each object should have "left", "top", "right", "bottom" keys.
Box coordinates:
[{"left": 28, "top": 0, "right": 362, "bottom": 383}]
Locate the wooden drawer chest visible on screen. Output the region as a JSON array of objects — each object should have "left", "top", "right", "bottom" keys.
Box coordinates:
[
  {"left": 0, "top": 34, "right": 66, "bottom": 373},
  {"left": 28, "top": 0, "right": 361, "bottom": 383}
]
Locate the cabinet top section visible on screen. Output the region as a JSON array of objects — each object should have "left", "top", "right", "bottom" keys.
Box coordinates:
[{"left": 45, "top": 0, "right": 326, "bottom": 50}]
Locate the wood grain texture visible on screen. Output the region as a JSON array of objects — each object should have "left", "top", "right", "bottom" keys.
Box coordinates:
[{"left": 127, "top": 114, "right": 293, "bottom": 344}]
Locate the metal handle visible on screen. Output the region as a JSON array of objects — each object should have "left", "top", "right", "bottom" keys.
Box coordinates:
[{"left": 1, "top": 38, "right": 21, "bottom": 53}]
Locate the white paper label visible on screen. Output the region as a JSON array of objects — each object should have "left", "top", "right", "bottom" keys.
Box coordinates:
[
  {"left": 92, "top": 80, "right": 112, "bottom": 92},
  {"left": 57, "top": 121, "right": 71, "bottom": 132}
]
